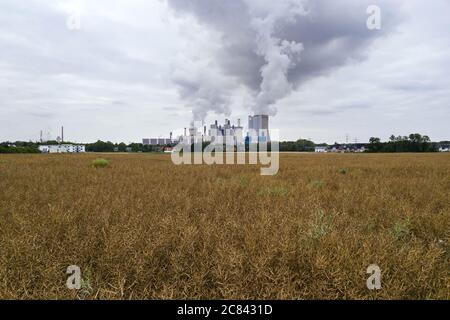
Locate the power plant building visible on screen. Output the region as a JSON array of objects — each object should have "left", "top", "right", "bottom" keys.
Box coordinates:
[
  {"left": 145, "top": 114, "right": 270, "bottom": 146},
  {"left": 248, "top": 114, "right": 270, "bottom": 143},
  {"left": 142, "top": 132, "right": 177, "bottom": 146},
  {"left": 143, "top": 138, "right": 174, "bottom": 146},
  {"left": 207, "top": 119, "right": 244, "bottom": 145}
]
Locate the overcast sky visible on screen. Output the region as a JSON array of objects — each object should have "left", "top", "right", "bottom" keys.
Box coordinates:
[{"left": 1, "top": 0, "right": 449, "bottom": 143}]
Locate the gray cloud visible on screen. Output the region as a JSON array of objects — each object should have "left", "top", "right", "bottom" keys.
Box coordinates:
[
  {"left": 166, "top": 0, "right": 401, "bottom": 118},
  {"left": 0, "top": 0, "right": 449, "bottom": 143}
]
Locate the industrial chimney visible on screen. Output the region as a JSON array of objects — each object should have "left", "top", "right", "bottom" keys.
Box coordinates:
[
  {"left": 184, "top": 128, "right": 187, "bottom": 137},
  {"left": 61, "top": 126, "right": 64, "bottom": 143}
]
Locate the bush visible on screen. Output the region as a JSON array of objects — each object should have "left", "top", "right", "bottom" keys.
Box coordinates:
[
  {"left": 392, "top": 219, "right": 411, "bottom": 240},
  {"left": 92, "top": 158, "right": 109, "bottom": 168},
  {"left": 309, "top": 179, "right": 327, "bottom": 189}
]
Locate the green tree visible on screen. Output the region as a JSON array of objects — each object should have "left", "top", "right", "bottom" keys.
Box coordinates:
[
  {"left": 118, "top": 142, "right": 127, "bottom": 152},
  {"left": 368, "top": 137, "right": 382, "bottom": 153},
  {"left": 86, "top": 140, "right": 115, "bottom": 152}
]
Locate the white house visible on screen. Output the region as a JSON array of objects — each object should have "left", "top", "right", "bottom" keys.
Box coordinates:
[
  {"left": 315, "top": 146, "right": 328, "bottom": 153},
  {"left": 439, "top": 147, "right": 449, "bottom": 152},
  {"left": 39, "top": 144, "right": 86, "bottom": 153}
]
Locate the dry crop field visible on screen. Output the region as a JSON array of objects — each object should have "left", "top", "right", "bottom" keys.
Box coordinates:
[{"left": 0, "top": 153, "right": 449, "bottom": 300}]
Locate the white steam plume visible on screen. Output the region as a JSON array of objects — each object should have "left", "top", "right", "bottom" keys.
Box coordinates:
[
  {"left": 166, "top": 0, "right": 400, "bottom": 120},
  {"left": 249, "top": 1, "right": 306, "bottom": 115}
]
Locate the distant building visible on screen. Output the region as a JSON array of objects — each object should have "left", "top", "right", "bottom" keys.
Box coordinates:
[
  {"left": 315, "top": 146, "right": 328, "bottom": 153},
  {"left": 248, "top": 115, "right": 269, "bottom": 143},
  {"left": 205, "top": 119, "right": 244, "bottom": 146},
  {"left": 328, "top": 143, "right": 366, "bottom": 153},
  {"left": 142, "top": 133, "right": 176, "bottom": 146},
  {"left": 39, "top": 144, "right": 85, "bottom": 153},
  {"left": 148, "top": 115, "right": 268, "bottom": 147}
]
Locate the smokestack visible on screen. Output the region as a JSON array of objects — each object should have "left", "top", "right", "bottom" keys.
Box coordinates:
[
  {"left": 61, "top": 126, "right": 64, "bottom": 143},
  {"left": 170, "top": 132, "right": 173, "bottom": 142},
  {"left": 204, "top": 126, "right": 207, "bottom": 135},
  {"left": 215, "top": 120, "right": 218, "bottom": 127},
  {"left": 40, "top": 130, "right": 43, "bottom": 143},
  {"left": 238, "top": 118, "right": 241, "bottom": 127},
  {"left": 184, "top": 128, "right": 187, "bottom": 136}
]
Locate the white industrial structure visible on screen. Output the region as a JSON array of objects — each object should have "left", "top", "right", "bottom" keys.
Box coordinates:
[
  {"left": 37, "top": 126, "right": 86, "bottom": 153},
  {"left": 177, "top": 118, "right": 245, "bottom": 146},
  {"left": 206, "top": 118, "right": 244, "bottom": 145},
  {"left": 143, "top": 132, "right": 178, "bottom": 146},
  {"left": 248, "top": 114, "right": 270, "bottom": 143},
  {"left": 143, "top": 138, "right": 173, "bottom": 146},
  {"left": 39, "top": 144, "right": 86, "bottom": 153},
  {"left": 150, "top": 114, "right": 270, "bottom": 146}
]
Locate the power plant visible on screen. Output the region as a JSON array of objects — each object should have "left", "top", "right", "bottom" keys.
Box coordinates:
[
  {"left": 205, "top": 118, "right": 244, "bottom": 145},
  {"left": 183, "top": 114, "right": 269, "bottom": 145},
  {"left": 143, "top": 114, "right": 270, "bottom": 146},
  {"left": 248, "top": 115, "right": 270, "bottom": 143}
]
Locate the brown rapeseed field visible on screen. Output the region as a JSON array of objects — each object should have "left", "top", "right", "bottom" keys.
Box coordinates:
[{"left": 0, "top": 153, "right": 449, "bottom": 299}]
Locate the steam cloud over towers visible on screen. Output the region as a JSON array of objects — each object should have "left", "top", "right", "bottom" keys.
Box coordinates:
[{"left": 167, "top": 0, "right": 398, "bottom": 121}]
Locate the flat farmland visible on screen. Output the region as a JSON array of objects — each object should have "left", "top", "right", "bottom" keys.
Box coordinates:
[{"left": 0, "top": 153, "right": 449, "bottom": 299}]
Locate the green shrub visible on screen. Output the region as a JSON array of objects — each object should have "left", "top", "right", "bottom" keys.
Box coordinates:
[
  {"left": 392, "top": 219, "right": 411, "bottom": 239},
  {"left": 92, "top": 158, "right": 109, "bottom": 168},
  {"left": 309, "top": 179, "right": 327, "bottom": 189},
  {"left": 257, "top": 186, "right": 290, "bottom": 197}
]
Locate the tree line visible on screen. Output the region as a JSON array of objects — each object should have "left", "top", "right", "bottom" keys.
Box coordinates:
[
  {"left": 85, "top": 140, "right": 169, "bottom": 153},
  {"left": 0, "top": 133, "right": 445, "bottom": 153},
  {"left": 367, "top": 134, "right": 438, "bottom": 153},
  {"left": 0, "top": 141, "right": 41, "bottom": 153}
]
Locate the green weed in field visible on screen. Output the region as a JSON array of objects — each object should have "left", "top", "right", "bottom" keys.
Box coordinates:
[
  {"left": 309, "top": 210, "right": 334, "bottom": 240},
  {"left": 392, "top": 219, "right": 411, "bottom": 239},
  {"left": 92, "top": 158, "right": 109, "bottom": 168},
  {"left": 309, "top": 179, "right": 327, "bottom": 189},
  {"left": 257, "top": 186, "right": 290, "bottom": 197}
]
